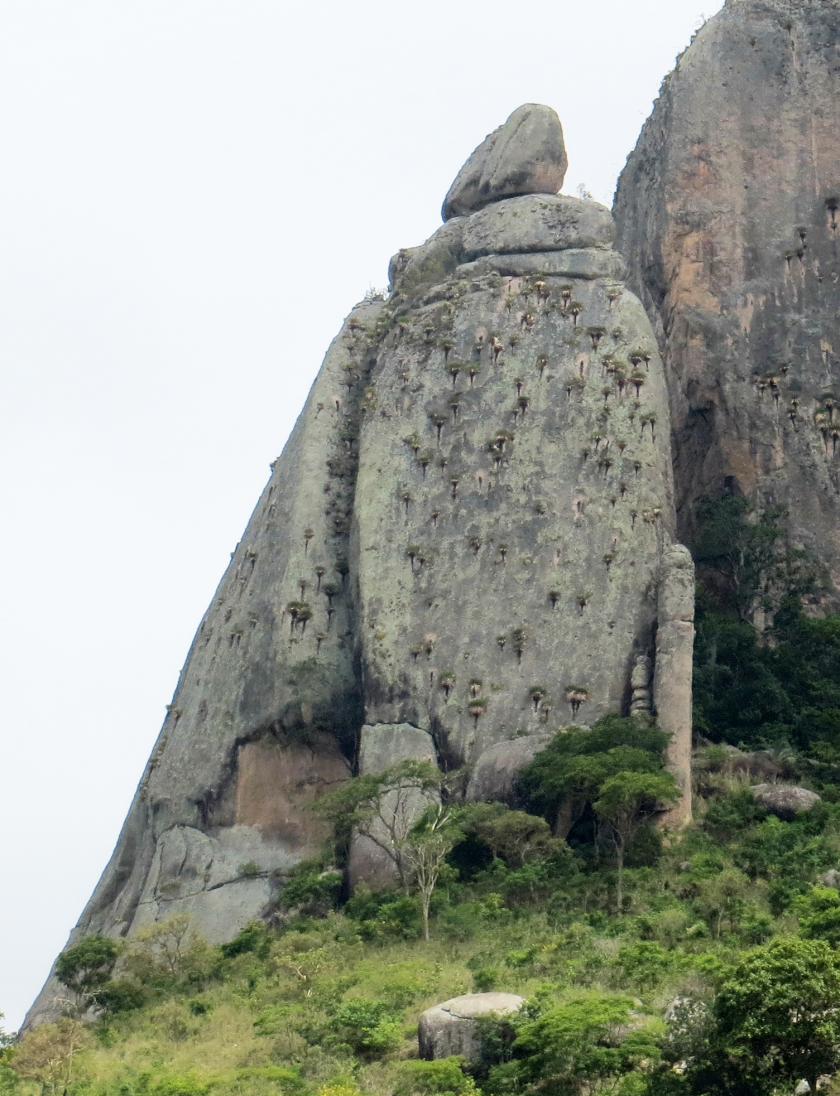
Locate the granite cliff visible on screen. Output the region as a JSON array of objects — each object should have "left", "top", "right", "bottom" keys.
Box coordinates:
[
  {"left": 614, "top": 0, "right": 840, "bottom": 604},
  {"left": 26, "top": 105, "right": 694, "bottom": 1028}
]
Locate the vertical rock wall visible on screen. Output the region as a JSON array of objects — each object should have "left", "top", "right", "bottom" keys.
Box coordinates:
[
  {"left": 356, "top": 233, "right": 678, "bottom": 766},
  {"left": 614, "top": 0, "right": 840, "bottom": 598}
]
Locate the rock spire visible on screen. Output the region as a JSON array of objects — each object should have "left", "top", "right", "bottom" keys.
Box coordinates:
[{"left": 26, "top": 105, "right": 694, "bottom": 1029}]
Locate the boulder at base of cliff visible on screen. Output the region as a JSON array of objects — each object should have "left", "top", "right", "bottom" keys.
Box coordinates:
[
  {"left": 418, "top": 993, "right": 524, "bottom": 1061},
  {"left": 750, "top": 784, "right": 820, "bottom": 821},
  {"left": 466, "top": 735, "right": 552, "bottom": 805}
]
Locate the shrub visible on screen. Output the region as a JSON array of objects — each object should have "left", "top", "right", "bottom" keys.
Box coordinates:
[
  {"left": 396, "top": 1057, "right": 477, "bottom": 1096},
  {"left": 219, "top": 921, "right": 271, "bottom": 960},
  {"left": 280, "top": 861, "right": 343, "bottom": 917},
  {"left": 330, "top": 998, "right": 402, "bottom": 1057}
]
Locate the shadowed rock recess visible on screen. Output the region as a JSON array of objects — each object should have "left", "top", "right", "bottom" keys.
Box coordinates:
[
  {"left": 614, "top": 0, "right": 840, "bottom": 599},
  {"left": 26, "top": 105, "right": 694, "bottom": 1027}
]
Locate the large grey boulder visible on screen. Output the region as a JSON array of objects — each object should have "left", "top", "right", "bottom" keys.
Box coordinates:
[
  {"left": 461, "top": 195, "right": 615, "bottom": 260},
  {"left": 751, "top": 784, "right": 820, "bottom": 821},
  {"left": 466, "top": 735, "right": 552, "bottom": 805},
  {"left": 418, "top": 993, "right": 525, "bottom": 1061},
  {"left": 442, "top": 104, "right": 568, "bottom": 221}
]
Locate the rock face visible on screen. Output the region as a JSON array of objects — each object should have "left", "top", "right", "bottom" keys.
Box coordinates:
[
  {"left": 751, "top": 783, "right": 820, "bottom": 820},
  {"left": 26, "top": 105, "right": 694, "bottom": 1028},
  {"left": 418, "top": 993, "right": 525, "bottom": 1060},
  {"left": 614, "top": 0, "right": 840, "bottom": 600},
  {"left": 466, "top": 734, "right": 553, "bottom": 805},
  {"left": 443, "top": 104, "right": 568, "bottom": 221}
]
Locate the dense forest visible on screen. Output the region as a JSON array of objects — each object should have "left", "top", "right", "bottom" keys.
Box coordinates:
[{"left": 5, "top": 496, "right": 840, "bottom": 1096}]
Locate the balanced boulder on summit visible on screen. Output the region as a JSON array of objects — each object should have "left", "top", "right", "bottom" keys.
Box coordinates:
[{"left": 442, "top": 103, "right": 569, "bottom": 221}]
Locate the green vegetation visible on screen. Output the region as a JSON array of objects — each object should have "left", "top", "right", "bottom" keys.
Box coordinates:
[{"left": 6, "top": 494, "right": 840, "bottom": 1095}]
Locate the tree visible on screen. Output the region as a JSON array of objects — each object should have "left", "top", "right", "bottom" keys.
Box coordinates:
[
  {"left": 714, "top": 936, "right": 840, "bottom": 1094},
  {"left": 695, "top": 868, "right": 752, "bottom": 938},
  {"left": 509, "top": 993, "right": 661, "bottom": 1096},
  {"left": 694, "top": 495, "right": 788, "bottom": 622},
  {"left": 10, "top": 1018, "right": 90, "bottom": 1095},
  {"left": 460, "top": 803, "right": 555, "bottom": 867},
  {"left": 594, "top": 771, "right": 678, "bottom": 913},
  {"left": 404, "top": 804, "right": 462, "bottom": 940},
  {"left": 129, "top": 913, "right": 209, "bottom": 980},
  {"left": 54, "top": 934, "right": 119, "bottom": 1009},
  {"left": 522, "top": 715, "right": 670, "bottom": 836},
  {"left": 795, "top": 886, "right": 840, "bottom": 948},
  {"left": 315, "top": 760, "right": 447, "bottom": 892}
]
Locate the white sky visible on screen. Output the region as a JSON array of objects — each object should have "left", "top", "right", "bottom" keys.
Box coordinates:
[{"left": 0, "top": 0, "right": 724, "bottom": 1032}]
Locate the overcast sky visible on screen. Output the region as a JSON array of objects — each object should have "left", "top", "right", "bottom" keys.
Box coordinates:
[{"left": 0, "top": 0, "right": 724, "bottom": 1031}]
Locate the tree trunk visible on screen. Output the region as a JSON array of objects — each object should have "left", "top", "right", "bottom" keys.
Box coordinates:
[
  {"left": 616, "top": 842, "right": 625, "bottom": 914},
  {"left": 421, "top": 892, "right": 431, "bottom": 941}
]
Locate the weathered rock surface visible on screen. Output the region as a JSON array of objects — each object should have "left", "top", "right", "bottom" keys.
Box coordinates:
[
  {"left": 466, "top": 734, "right": 553, "bottom": 805},
  {"left": 751, "top": 783, "right": 820, "bottom": 820},
  {"left": 819, "top": 869, "right": 840, "bottom": 889},
  {"left": 457, "top": 249, "right": 626, "bottom": 281},
  {"left": 27, "top": 105, "right": 695, "bottom": 1027},
  {"left": 359, "top": 244, "right": 681, "bottom": 766},
  {"left": 418, "top": 993, "right": 525, "bottom": 1060},
  {"left": 614, "top": 0, "right": 840, "bottom": 600},
  {"left": 443, "top": 104, "right": 568, "bottom": 222},
  {"left": 461, "top": 195, "right": 614, "bottom": 260}
]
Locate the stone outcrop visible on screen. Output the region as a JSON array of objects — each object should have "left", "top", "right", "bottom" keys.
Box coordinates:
[
  {"left": 418, "top": 993, "right": 525, "bottom": 1060},
  {"left": 443, "top": 104, "right": 568, "bottom": 221},
  {"left": 26, "top": 105, "right": 695, "bottom": 1028},
  {"left": 614, "top": 0, "right": 840, "bottom": 601},
  {"left": 465, "top": 734, "right": 553, "bottom": 805},
  {"left": 750, "top": 783, "right": 820, "bottom": 820}
]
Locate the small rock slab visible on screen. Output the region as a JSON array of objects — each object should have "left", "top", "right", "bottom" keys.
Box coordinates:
[
  {"left": 750, "top": 783, "right": 820, "bottom": 821},
  {"left": 461, "top": 195, "right": 615, "bottom": 260},
  {"left": 418, "top": 992, "right": 525, "bottom": 1061},
  {"left": 442, "top": 104, "right": 568, "bottom": 221}
]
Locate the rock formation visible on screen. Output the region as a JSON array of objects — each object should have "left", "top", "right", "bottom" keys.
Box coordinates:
[
  {"left": 26, "top": 105, "right": 694, "bottom": 1028},
  {"left": 614, "top": 0, "right": 840, "bottom": 600},
  {"left": 442, "top": 104, "right": 568, "bottom": 221},
  {"left": 418, "top": 993, "right": 525, "bottom": 1061},
  {"left": 750, "top": 783, "right": 821, "bottom": 820}
]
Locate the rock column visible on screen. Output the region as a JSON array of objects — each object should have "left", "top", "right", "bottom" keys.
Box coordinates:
[{"left": 654, "top": 545, "right": 695, "bottom": 826}]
